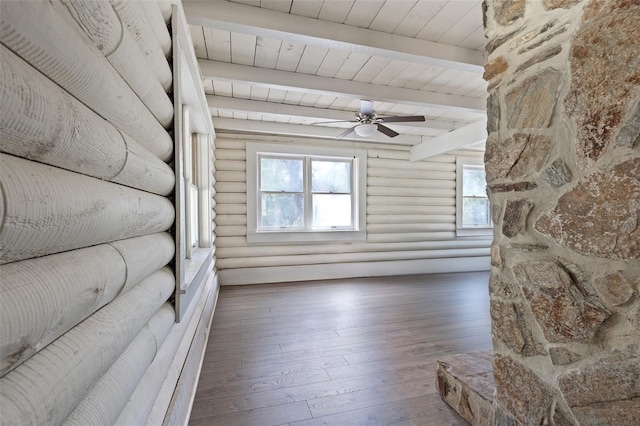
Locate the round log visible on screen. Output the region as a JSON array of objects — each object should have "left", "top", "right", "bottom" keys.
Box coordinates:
[
  {"left": 0, "top": 268, "right": 175, "bottom": 426},
  {"left": 62, "top": 303, "right": 175, "bottom": 426},
  {"left": 214, "top": 159, "right": 247, "bottom": 171},
  {"left": 0, "top": 46, "right": 174, "bottom": 196},
  {"left": 214, "top": 193, "right": 247, "bottom": 205},
  {"left": 157, "top": 0, "right": 172, "bottom": 23},
  {"left": 367, "top": 196, "right": 455, "bottom": 207},
  {"left": 368, "top": 157, "right": 455, "bottom": 172},
  {"left": 115, "top": 272, "right": 213, "bottom": 426},
  {"left": 0, "top": 233, "right": 175, "bottom": 376},
  {"left": 109, "top": 232, "right": 175, "bottom": 295},
  {"left": 0, "top": 1, "right": 173, "bottom": 161},
  {"left": 368, "top": 167, "right": 454, "bottom": 180},
  {"left": 217, "top": 248, "right": 490, "bottom": 269},
  {"left": 367, "top": 176, "right": 454, "bottom": 189},
  {"left": 367, "top": 186, "right": 455, "bottom": 198},
  {"left": 214, "top": 181, "right": 247, "bottom": 193},
  {"left": 215, "top": 225, "right": 246, "bottom": 237},
  {"left": 0, "top": 155, "right": 175, "bottom": 264},
  {"left": 60, "top": 0, "right": 173, "bottom": 127},
  {"left": 110, "top": 0, "right": 172, "bottom": 92},
  {"left": 216, "top": 238, "right": 491, "bottom": 258},
  {"left": 112, "top": 133, "right": 175, "bottom": 196},
  {"left": 141, "top": 0, "right": 172, "bottom": 58}
]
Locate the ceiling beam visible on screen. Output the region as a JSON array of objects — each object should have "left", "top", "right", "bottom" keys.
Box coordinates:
[
  {"left": 183, "top": 0, "right": 485, "bottom": 74},
  {"left": 410, "top": 118, "right": 488, "bottom": 161},
  {"left": 200, "top": 60, "right": 487, "bottom": 115},
  {"left": 212, "top": 117, "right": 424, "bottom": 145},
  {"left": 206, "top": 95, "right": 463, "bottom": 131}
]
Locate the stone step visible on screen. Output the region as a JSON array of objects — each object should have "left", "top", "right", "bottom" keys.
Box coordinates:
[{"left": 436, "top": 351, "right": 496, "bottom": 426}]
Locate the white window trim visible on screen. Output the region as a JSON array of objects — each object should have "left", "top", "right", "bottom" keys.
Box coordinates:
[
  {"left": 247, "top": 143, "right": 367, "bottom": 244},
  {"left": 456, "top": 156, "right": 493, "bottom": 237}
]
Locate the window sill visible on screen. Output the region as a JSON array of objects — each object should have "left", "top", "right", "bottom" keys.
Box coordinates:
[
  {"left": 183, "top": 247, "right": 214, "bottom": 290},
  {"left": 456, "top": 227, "right": 494, "bottom": 237},
  {"left": 247, "top": 230, "right": 366, "bottom": 244}
]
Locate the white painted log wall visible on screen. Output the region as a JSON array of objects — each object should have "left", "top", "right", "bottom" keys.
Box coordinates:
[
  {"left": 109, "top": 0, "right": 173, "bottom": 91},
  {"left": 115, "top": 266, "right": 216, "bottom": 426},
  {"left": 0, "top": 269, "right": 175, "bottom": 426},
  {"left": 0, "top": 233, "right": 174, "bottom": 376},
  {"left": 58, "top": 0, "right": 174, "bottom": 127},
  {"left": 0, "top": 45, "right": 174, "bottom": 196},
  {"left": 62, "top": 303, "right": 175, "bottom": 426},
  {"left": 154, "top": 273, "right": 218, "bottom": 426},
  {"left": 214, "top": 137, "right": 491, "bottom": 285},
  {"left": 0, "top": 2, "right": 218, "bottom": 424},
  {"left": 0, "top": 0, "right": 173, "bottom": 161},
  {"left": 141, "top": 0, "right": 173, "bottom": 58},
  {"left": 0, "top": 154, "right": 175, "bottom": 264}
]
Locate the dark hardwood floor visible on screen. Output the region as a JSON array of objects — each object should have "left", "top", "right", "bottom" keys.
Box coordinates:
[{"left": 189, "top": 272, "right": 492, "bottom": 426}]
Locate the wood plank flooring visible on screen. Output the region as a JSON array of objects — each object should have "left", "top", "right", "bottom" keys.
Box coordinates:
[{"left": 190, "top": 272, "right": 492, "bottom": 426}]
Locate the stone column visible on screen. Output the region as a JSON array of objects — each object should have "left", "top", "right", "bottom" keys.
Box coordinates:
[{"left": 483, "top": 0, "right": 639, "bottom": 424}]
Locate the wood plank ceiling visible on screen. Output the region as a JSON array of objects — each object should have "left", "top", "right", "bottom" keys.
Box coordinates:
[{"left": 183, "top": 0, "right": 487, "bottom": 150}]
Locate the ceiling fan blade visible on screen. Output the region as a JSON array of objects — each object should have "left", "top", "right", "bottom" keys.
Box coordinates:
[
  {"left": 360, "top": 100, "right": 374, "bottom": 116},
  {"left": 336, "top": 126, "right": 356, "bottom": 139},
  {"left": 378, "top": 115, "right": 426, "bottom": 123},
  {"left": 377, "top": 124, "right": 400, "bottom": 138}
]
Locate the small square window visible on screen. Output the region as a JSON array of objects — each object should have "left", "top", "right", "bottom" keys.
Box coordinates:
[{"left": 456, "top": 157, "right": 492, "bottom": 236}]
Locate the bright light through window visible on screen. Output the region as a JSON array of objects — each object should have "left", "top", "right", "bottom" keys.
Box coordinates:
[
  {"left": 311, "top": 160, "right": 352, "bottom": 228},
  {"left": 247, "top": 143, "right": 366, "bottom": 243},
  {"left": 462, "top": 166, "right": 490, "bottom": 227},
  {"left": 456, "top": 157, "right": 492, "bottom": 236},
  {"left": 313, "top": 194, "right": 352, "bottom": 227},
  {"left": 258, "top": 156, "right": 354, "bottom": 230}
]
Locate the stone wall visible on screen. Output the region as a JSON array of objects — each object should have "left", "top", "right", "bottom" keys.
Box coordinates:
[{"left": 483, "top": 0, "right": 639, "bottom": 424}]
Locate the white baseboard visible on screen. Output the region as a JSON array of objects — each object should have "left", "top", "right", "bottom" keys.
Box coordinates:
[{"left": 219, "top": 256, "right": 490, "bottom": 285}]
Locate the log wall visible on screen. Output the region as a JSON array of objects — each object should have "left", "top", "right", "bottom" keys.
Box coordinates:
[
  {"left": 214, "top": 136, "right": 492, "bottom": 285},
  {"left": 0, "top": 1, "right": 217, "bottom": 424}
]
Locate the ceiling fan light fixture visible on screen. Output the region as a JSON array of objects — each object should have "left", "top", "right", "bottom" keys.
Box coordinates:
[{"left": 354, "top": 123, "right": 377, "bottom": 137}]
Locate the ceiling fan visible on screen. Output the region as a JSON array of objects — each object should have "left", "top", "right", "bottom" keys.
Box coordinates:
[{"left": 314, "top": 100, "right": 425, "bottom": 139}]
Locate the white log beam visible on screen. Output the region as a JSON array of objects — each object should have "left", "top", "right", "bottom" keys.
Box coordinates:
[
  {"left": 200, "top": 59, "right": 486, "bottom": 114},
  {"left": 207, "top": 95, "right": 462, "bottom": 130},
  {"left": 211, "top": 117, "right": 423, "bottom": 145},
  {"left": 183, "top": 0, "right": 485, "bottom": 73},
  {"left": 410, "top": 119, "right": 488, "bottom": 161}
]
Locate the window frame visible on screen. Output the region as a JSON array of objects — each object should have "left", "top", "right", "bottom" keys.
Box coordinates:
[
  {"left": 247, "top": 143, "right": 366, "bottom": 244},
  {"left": 456, "top": 156, "right": 493, "bottom": 237}
]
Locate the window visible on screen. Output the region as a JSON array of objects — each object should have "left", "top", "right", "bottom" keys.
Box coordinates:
[
  {"left": 247, "top": 143, "right": 366, "bottom": 243},
  {"left": 456, "top": 157, "right": 492, "bottom": 236},
  {"left": 182, "top": 107, "right": 212, "bottom": 258}
]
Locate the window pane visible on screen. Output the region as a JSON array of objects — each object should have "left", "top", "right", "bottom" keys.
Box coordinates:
[
  {"left": 463, "top": 197, "right": 490, "bottom": 226},
  {"left": 463, "top": 167, "right": 487, "bottom": 197},
  {"left": 260, "top": 158, "right": 303, "bottom": 192},
  {"left": 312, "top": 194, "right": 352, "bottom": 227},
  {"left": 261, "top": 193, "right": 303, "bottom": 227},
  {"left": 311, "top": 160, "right": 351, "bottom": 193}
]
